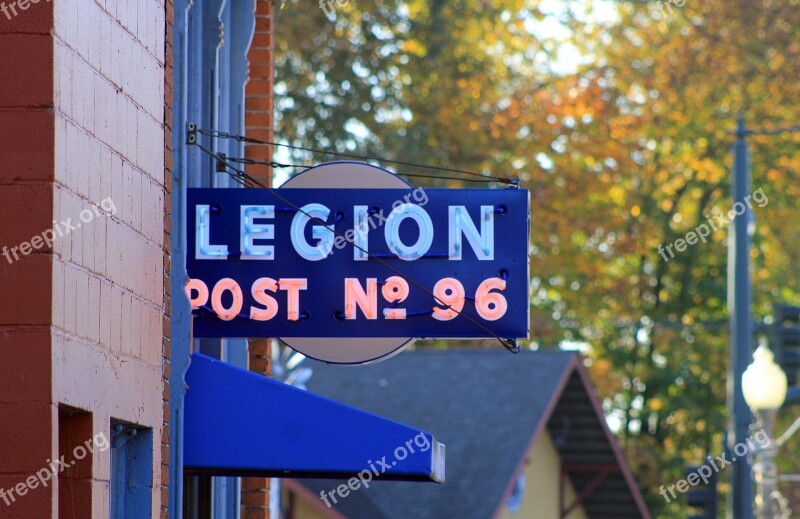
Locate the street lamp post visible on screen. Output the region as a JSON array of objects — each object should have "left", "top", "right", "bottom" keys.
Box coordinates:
[
  {"left": 728, "top": 117, "right": 800, "bottom": 518},
  {"left": 730, "top": 115, "right": 754, "bottom": 519},
  {"left": 742, "top": 343, "right": 787, "bottom": 519}
]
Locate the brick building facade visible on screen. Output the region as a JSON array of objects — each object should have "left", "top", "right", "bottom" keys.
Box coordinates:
[
  {"left": 0, "top": 0, "right": 275, "bottom": 516},
  {"left": 243, "top": 2, "right": 275, "bottom": 518},
  {"left": 0, "top": 0, "right": 167, "bottom": 516},
  {"left": 0, "top": 1, "right": 434, "bottom": 518}
]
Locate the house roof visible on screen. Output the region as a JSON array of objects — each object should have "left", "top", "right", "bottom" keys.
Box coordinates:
[{"left": 295, "top": 348, "right": 650, "bottom": 519}]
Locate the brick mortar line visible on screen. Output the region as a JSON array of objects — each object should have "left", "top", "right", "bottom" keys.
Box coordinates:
[
  {"left": 0, "top": 324, "right": 51, "bottom": 332},
  {"left": 53, "top": 36, "right": 164, "bottom": 124},
  {"left": 54, "top": 112, "right": 167, "bottom": 189},
  {"left": 51, "top": 181, "right": 165, "bottom": 249},
  {"left": 87, "top": 0, "right": 165, "bottom": 66},
  {"left": 53, "top": 110, "right": 167, "bottom": 190},
  {"left": 0, "top": 179, "right": 56, "bottom": 186},
  {"left": 0, "top": 107, "right": 52, "bottom": 112},
  {"left": 161, "top": 0, "right": 172, "bottom": 511},
  {"left": 51, "top": 326, "right": 166, "bottom": 372},
  {"left": 0, "top": 103, "right": 54, "bottom": 110},
  {"left": 54, "top": 255, "right": 166, "bottom": 313},
  {"left": 0, "top": 31, "right": 52, "bottom": 36},
  {"left": 53, "top": 111, "right": 166, "bottom": 192},
  {"left": 53, "top": 37, "right": 164, "bottom": 121}
]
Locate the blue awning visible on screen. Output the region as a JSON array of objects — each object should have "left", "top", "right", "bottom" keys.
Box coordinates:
[{"left": 184, "top": 353, "right": 445, "bottom": 482}]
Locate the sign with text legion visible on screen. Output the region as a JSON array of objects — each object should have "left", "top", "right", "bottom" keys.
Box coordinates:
[{"left": 186, "top": 187, "right": 530, "bottom": 339}]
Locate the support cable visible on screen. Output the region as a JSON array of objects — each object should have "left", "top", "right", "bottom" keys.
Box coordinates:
[
  {"left": 187, "top": 129, "right": 520, "bottom": 353},
  {"left": 195, "top": 126, "right": 520, "bottom": 187}
]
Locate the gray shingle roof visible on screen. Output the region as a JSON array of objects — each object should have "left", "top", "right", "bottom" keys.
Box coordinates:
[{"left": 297, "top": 348, "right": 576, "bottom": 519}]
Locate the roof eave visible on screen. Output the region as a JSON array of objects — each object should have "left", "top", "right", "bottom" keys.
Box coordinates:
[
  {"left": 489, "top": 354, "right": 652, "bottom": 519},
  {"left": 571, "top": 357, "right": 653, "bottom": 519},
  {"left": 489, "top": 353, "right": 578, "bottom": 519}
]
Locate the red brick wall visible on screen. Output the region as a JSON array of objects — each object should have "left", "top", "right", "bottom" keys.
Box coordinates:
[
  {"left": 245, "top": 0, "right": 275, "bottom": 179},
  {"left": 0, "top": 0, "right": 167, "bottom": 516},
  {"left": 1, "top": 0, "right": 171, "bottom": 515},
  {"left": 242, "top": 1, "right": 274, "bottom": 516},
  {"left": 51, "top": 0, "right": 168, "bottom": 515},
  {"left": 163, "top": 0, "right": 176, "bottom": 516},
  {"left": 0, "top": 2, "right": 56, "bottom": 516}
]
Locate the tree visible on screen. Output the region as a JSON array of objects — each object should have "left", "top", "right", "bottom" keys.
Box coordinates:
[{"left": 274, "top": 0, "right": 800, "bottom": 515}]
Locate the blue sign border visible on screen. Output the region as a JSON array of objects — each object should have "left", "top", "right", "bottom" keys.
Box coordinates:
[{"left": 187, "top": 187, "right": 530, "bottom": 339}]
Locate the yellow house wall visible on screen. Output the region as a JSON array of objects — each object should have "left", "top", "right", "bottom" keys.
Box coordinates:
[
  {"left": 495, "top": 430, "right": 588, "bottom": 519},
  {"left": 284, "top": 485, "right": 334, "bottom": 519},
  {"left": 288, "top": 429, "right": 588, "bottom": 519}
]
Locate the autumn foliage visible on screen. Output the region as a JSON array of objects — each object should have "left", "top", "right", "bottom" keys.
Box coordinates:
[{"left": 275, "top": 0, "right": 800, "bottom": 515}]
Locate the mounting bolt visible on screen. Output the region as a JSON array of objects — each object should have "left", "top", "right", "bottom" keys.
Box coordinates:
[
  {"left": 216, "top": 153, "right": 227, "bottom": 173},
  {"left": 186, "top": 122, "right": 198, "bottom": 145}
]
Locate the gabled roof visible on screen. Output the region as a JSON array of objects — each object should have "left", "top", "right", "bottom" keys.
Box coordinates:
[{"left": 296, "top": 348, "right": 650, "bottom": 519}]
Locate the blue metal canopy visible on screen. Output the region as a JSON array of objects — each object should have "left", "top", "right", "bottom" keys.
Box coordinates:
[{"left": 184, "top": 353, "right": 445, "bottom": 482}]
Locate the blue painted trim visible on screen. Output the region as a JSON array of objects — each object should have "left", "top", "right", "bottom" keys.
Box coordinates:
[
  {"left": 169, "top": 0, "right": 193, "bottom": 517},
  {"left": 111, "top": 426, "right": 154, "bottom": 517},
  {"left": 175, "top": 0, "right": 257, "bottom": 515}
]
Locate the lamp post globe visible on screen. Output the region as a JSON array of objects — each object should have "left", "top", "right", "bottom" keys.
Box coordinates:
[{"left": 742, "top": 344, "right": 788, "bottom": 411}]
